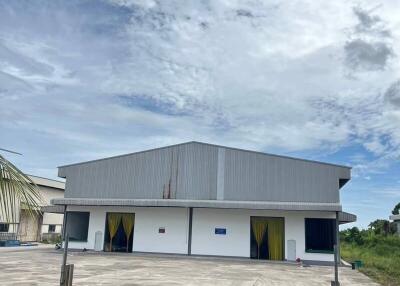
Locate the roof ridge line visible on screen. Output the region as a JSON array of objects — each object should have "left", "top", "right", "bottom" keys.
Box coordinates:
[{"left": 58, "top": 141, "right": 351, "bottom": 170}]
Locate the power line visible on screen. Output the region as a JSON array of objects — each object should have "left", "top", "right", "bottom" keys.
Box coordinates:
[{"left": 0, "top": 148, "right": 22, "bottom": 155}]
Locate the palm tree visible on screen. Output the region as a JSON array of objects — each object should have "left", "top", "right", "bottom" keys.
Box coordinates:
[{"left": 0, "top": 151, "right": 43, "bottom": 227}]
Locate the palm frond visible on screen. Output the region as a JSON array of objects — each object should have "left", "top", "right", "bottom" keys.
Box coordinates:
[{"left": 0, "top": 154, "right": 44, "bottom": 223}]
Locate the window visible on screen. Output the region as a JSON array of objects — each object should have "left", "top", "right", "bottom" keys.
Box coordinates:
[
  {"left": 65, "top": 212, "right": 90, "bottom": 241},
  {"left": 48, "top": 225, "right": 56, "bottom": 233},
  {"left": 0, "top": 223, "right": 9, "bottom": 232},
  {"left": 305, "top": 218, "right": 336, "bottom": 253}
]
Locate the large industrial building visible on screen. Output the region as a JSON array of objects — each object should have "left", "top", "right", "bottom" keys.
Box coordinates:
[{"left": 52, "top": 142, "right": 356, "bottom": 262}]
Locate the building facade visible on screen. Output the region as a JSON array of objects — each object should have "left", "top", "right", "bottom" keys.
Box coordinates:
[
  {"left": 0, "top": 175, "right": 65, "bottom": 242},
  {"left": 52, "top": 142, "right": 356, "bottom": 262},
  {"left": 390, "top": 214, "right": 400, "bottom": 236}
]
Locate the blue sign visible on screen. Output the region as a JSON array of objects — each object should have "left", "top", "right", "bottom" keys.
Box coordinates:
[{"left": 215, "top": 228, "right": 226, "bottom": 235}]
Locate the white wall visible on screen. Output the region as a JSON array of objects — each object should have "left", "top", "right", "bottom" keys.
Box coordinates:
[
  {"left": 41, "top": 224, "right": 62, "bottom": 234},
  {"left": 66, "top": 206, "right": 335, "bottom": 261},
  {"left": 66, "top": 206, "right": 189, "bottom": 254},
  {"left": 133, "top": 207, "right": 188, "bottom": 254},
  {"left": 39, "top": 186, "right": 65, "bottom": 235},
  {"left": 38, "top": 186, "right": 64, "bottom": 205},
  {"left": 191, "top": 208, "right": 249, "bottom": 257},
  {"left": 191, "top": 208, "right": 336, "bottom": 262}
]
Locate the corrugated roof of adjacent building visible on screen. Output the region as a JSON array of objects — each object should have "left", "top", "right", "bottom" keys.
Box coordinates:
[{"left": 28, "top": 175, "right": 65, "bottom": 190}]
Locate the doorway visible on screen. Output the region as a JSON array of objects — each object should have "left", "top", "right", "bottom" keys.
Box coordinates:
[
  {"left": 250, "top": 216, "right": 284, "bottom": 260},
  {"left": 18, "top": 210, "right": 42, "bottom": 242},
  {"left": 104, "top": 212, "right": 135, "bottom": 252}
]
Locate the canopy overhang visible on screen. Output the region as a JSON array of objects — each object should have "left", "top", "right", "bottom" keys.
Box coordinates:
[
  {"left": 41, "top": 205, "right": 65, "bottom": 214},
  {"left": 338, "top": 211, "right": 357, "bottom": 224}
]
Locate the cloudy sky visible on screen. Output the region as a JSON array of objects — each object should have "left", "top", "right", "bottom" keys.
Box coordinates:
[{"left": 1, "top": 0, "right": 399, "bottom": 228}]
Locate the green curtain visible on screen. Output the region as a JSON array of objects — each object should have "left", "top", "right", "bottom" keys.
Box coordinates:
[
  {"left": 251, "top": 218, "right": 268, "bottom": 259},
  {"left": 108, "top": 213, "right": 122, "bottom": 251},
  {"left": 266, "top": 218, "right": 284, "bottom": 260},
  {"left": 121, "top": 213, "right": 135, "bottom": 252}
]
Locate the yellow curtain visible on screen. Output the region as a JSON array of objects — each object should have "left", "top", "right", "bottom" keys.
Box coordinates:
[
  {"left": 108, "top": 213, "right": 122, "bottom": 251},
  {"left": 121, "top": 213, "right": 135, "bottom": 252},
  {"left": 266, "top": 218, "right": 284, "bottom": 260},
  {"left": 251, "top": 218, "right": 268, "bottom": 259}
]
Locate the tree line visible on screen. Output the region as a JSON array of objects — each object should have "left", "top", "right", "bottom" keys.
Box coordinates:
[{"left": 341, "top": 202, "right": 399, "bottom": 245}]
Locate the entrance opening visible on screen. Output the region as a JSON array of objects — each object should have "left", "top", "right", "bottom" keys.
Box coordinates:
[
  {"left": 104, "top": 212, "right": 135, "bottom": 252},
  {"left": 18, "top": 209, "right": 42, "bottom": 242},
  {"left": 250, "top": 216, "right": 284, "bottom": 260}
]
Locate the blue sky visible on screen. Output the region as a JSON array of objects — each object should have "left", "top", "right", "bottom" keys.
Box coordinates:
[{"left": 0, "top": 0, "right": 399, "bottom": 228}]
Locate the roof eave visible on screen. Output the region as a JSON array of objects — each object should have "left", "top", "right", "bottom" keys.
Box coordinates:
[{"left": 51, "top": 198, "right": 342, "bottom": 212}]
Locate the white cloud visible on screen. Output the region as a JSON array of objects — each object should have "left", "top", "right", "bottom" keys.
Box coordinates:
[
  {"left": 0, "top": 0, "right": 399, "bottom": 177},
  {"left": 371, "top": 188, "right": 400, "bottom": 198}
]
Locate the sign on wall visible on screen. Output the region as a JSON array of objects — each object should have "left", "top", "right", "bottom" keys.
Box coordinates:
[{"left": 215, "top": 228, "right": 226, "bottom": 235}]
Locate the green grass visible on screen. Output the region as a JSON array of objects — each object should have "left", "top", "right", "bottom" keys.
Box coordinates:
[{"left": 341, "top": 235, "right": 400, "bottom": 286}]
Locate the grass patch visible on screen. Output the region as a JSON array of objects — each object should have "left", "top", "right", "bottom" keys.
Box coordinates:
[{"left": 341, "top": 235, "right": 400, "bottom": 286}]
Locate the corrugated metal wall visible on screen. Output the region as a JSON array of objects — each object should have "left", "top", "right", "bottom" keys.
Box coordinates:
[
  {"left": 223, "top": 149, "right": 344, "bottom": 203},
  {"left": 175, "top": 143, "right": 218, "bottom": 200},
  {"left": 60, "top": 142, "right": 350, "bottom": 203},
  {"left": 62, "top": 143, "right": 218, "bottom": 200}
]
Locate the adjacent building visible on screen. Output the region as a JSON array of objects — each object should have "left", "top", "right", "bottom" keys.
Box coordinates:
[
  {"left": 0, "top": 175, "right": 65, "bottom": 242},
  {"left": 52, "top": 142, "right": 356, "bottom": 262},
  {"left": 390, "top": 214, "right": 400, "bottom": 236}
]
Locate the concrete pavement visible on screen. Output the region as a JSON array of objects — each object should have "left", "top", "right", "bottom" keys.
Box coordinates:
[{"left": 0, "top": 248, "right": 379, "bottom": 285}]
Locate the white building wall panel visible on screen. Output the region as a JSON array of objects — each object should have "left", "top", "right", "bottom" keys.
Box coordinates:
[
  {"left": 191, "top": 208, "right": 249, "bottom": 257},
  {"left": 41, "top": 212, "right": 63, "bottom": 235},
  {"left": 42, "top": 213, "right": 64, "bottom": 226},
  {"left": 133, "top": 207, "right": 188, "bottom": 254},
  {"left": 41, "top": 224, "right": 62, "bottom": 234},
  {"left": 66, "top": 206, "right": 188, "bottom": 254},
  {"left": 65, "top": 206, "right": 336, "bottom": 262},
  {"left": 191, "top": 208, "right": 336, "bottom": 262}
]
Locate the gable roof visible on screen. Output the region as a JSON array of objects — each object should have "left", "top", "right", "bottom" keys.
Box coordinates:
[{"left": 58, "top": 141, "right": 351, "bottom": 170}]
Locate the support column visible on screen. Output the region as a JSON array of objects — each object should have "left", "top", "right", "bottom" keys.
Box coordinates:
[
  {"left": 188, "top": 207, "right": 193, "bottom": 255},
  {"left": 61, "top": 205, "right": 67, "bottom": 243},
  {"left": 332, "top": 211, "right": 341, "bottom": 286},
  {"left": 336, "top": 211, "right": 340, "bottom": 263}
]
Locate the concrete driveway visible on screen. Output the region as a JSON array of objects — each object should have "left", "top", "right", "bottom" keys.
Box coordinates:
[{"left": 0, "top": 246, "right": 378, "bottom": 285}]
